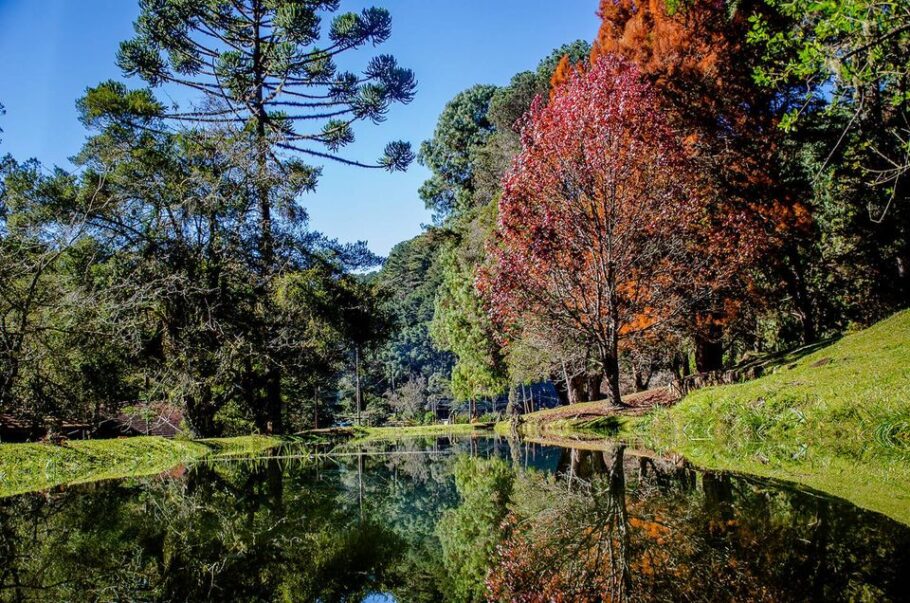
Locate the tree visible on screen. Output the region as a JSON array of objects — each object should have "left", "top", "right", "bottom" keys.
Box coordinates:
[
  {"left": 593, "top": 0, "right": 811, "bottom": 363},
  {"left": 420, "top": 44, "right": 595, "bottom": 412},
  {"left": 430, "top": 236, "right": 507, "bottom": 415},
  {"left": 749, "top": 0, "right": 910, "bottom": 318},
  {"left": 0, "top": 158, "right": 136, "bottom": 433},
  {"left": 472, "top": 41, "right": 592, "bottom": 211},
  {"left": 418, "top": 85, "right": 498, "bottom": 222},
  {"left": 386, "top": 374, "right": 426, "bottom": 422},
  {"left": 750, "top": 0, "right": 910, "bottom": 215},
  {"left": 482, "top": 56, "right": 710, "bottom": 406},
  {"left": 82, "top": 0, "right": 416, "bottom": 433},
  {"left": 334, "top": 275, "right": 394, "bottom": 425},
  {"left": 376, "top": 231, "right": 454, "bottom": 391}
]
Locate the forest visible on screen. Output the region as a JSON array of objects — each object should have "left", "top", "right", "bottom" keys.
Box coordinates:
[{"left": 1, "top": 0, "right": 908, "bottom": 439}]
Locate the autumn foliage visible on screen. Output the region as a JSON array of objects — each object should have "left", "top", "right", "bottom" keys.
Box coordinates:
[
  {"left": 482, "top": 56, "right": 728, "bottom": 405},
  {"left": 591, "top": 0, "right": 813, "bottom": 360}
]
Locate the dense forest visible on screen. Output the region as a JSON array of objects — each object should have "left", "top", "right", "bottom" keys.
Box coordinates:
[{"left": 1, "top": 0, "right": 907, "bottom": 438}]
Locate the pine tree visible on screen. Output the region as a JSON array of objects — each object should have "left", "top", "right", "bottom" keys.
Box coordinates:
[{"left": 82, "top": 0, "right": 416, "bottom": 433}]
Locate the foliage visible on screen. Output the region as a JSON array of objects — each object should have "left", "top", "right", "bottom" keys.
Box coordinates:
[
  {"left": 376, "top": 231, "right": 454, "bottom": 388},
  {"left": 418, "top": 85, "right": 498, "bottom": 222},
  {"left": 0, "top": 158, "right": 137, "bottom": 428},
  {"left": 430, "top": 206, "right": 507, "bottom": 404},
  {"left": 593, "top": 0, "right": 816, "bottom": 361},
  {"left": 105, "top": 0, "right": 416, "bottom": 173},
  {"left": 387, "top": 375, "right": 427, "bottom": 421},
  {"left": 748, "top": 0, "right": 910, "bottom": 326},
  {"left": 436, "top": 456, "right": 514, "bottom": 602},
  {"left": 482, "top": 57, "right": 709, "bottom": 405},
  {"left": 68, "top": 0, "right": 417, "bottom": 435},
  {"left": 749, "top": 0, "right": 910, "bottom": 206}
]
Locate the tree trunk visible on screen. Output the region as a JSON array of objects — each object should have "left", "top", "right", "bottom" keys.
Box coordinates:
[
  {"left": 554, "top": 379, "right": 571, "bottom": 406},
  {"left": 560, "top": 360, "right": 575, "bottom": 405},
  {"left": 694, "top": 319, "right": 724, "bottom": 373},
  {"left": 566, "top": 370, "right": 607, "bottom": 403},
  {"left": 265, "top": 368, "right": 283, "bottom": 434},
  {"left": 251, "top": 3, "right": 282, "bottom": 435},
  {"left": 185, "top": 386, "right": 220, "bottom": 437},
  {"left": 781, "top": 258, "right": 817, "bottom": 344},
  {"left": 601, "top": 338, "right": 623, "bottom": 406},
  {"left": 632, "top": 363, "right": 650, "bottom": 392},
  {"left": 354, "top": 345, "right": 362, "bottom": 426}
]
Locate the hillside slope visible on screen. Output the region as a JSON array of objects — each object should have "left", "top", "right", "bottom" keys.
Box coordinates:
[{"left": 641, "top": 309, "right": 910, "bottom": 524}]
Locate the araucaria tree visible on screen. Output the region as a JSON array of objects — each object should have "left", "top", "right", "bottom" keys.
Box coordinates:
[
  {"left": 483, "top": 57, "right": 709, "bottom": 406},
  {"left": 83, "top": 0, "right": 416, "bottom": 433}
]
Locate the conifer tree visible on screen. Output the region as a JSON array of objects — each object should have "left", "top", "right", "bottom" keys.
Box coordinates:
[
  {"left": 82, "top": 0, "right": 416, "bottom": 433},
  {"left": 91, "top": 1, "right": 415, "bottom": 267}
]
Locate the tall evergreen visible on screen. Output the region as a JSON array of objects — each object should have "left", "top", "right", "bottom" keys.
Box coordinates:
[{"left": 82, "top": 0, "right": 416, "bottom": 433}]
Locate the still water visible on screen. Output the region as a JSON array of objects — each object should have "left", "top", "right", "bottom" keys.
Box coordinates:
[{"left": 0, "top": 437, "right": 907, "bottom": 602}]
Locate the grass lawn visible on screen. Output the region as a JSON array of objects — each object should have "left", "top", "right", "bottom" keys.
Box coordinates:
[
  {"left": 505, "top": 309, "right": 910, "bottom": 525},
  {"left": 354, "top": 422, "right": 493, "bottom": 441},
  {"left": 637, "top": 309, "right": 910, "bottom": 524},
  {"left": 0, "top": 435, "right": 282, "bottom": 498}
]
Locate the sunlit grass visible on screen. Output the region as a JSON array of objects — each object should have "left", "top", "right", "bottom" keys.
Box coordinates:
[
  {"left": 0, "top": 435, "right": 282, "bottom": 497},
  {"left": 355, "top": 422, "right": 492, "bottom": 442},
  {"left": 636, "top": 309, "right": 910, "bottom": 524}
]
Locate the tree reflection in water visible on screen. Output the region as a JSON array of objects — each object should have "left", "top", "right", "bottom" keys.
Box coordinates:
[
  {"left": 0, "top": 439, "right": 907, "bottom": 602},
  {"left": 488, "top": 444, "right": 910, "bottom": 602}
]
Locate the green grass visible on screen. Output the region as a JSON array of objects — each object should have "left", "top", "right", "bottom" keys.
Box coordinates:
[
  {"left": 0, "top": 435, "right": 283, "bottom": 498},
  {"left": 637, "top": 309, "right": 910, "bottom": 524},
  {"left": 354, "top": 422, "right": 493, "bottom": 441}
]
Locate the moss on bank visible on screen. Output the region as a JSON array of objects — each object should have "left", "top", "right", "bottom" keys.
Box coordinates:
[{"left": 0, "top": 435, "right": 282, "bottom": 498}]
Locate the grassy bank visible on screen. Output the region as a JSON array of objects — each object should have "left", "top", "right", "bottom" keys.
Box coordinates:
[
  {"left": 507, "top": 310, "right": 910, "bottom": 524},
  {"left": 0, "top": 423, "right": 495, "bottom": 498},
  {"left": 354, "top": 422, "right": 493, "bottom": 441},
  {"left": 0, "top": 435, "right": 282, "bottom": 498},
  {"left": 638, "top": 309, "right": 910, "bottom": 524}
]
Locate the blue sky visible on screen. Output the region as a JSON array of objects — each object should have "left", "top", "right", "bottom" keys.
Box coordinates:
[{"left": 0, "top": 0, "right": 600, "bottom": 255}]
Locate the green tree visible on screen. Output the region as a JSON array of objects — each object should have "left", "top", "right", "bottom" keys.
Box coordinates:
[
  {"left": 81, "top": 0, "right": 416, "bottom": 433},
  {"left": 0, "top": 158, "right": 136, "bottom": 433},
  {"left": 749, "top": 0, "right": 910, "bottom": 321},
  {"left": 436, "top": 456, "right": 514, "bottom": 602},
  {"left": 750, "top": 0, "right": 910, "bottom": 202},
  {"left": 418, "top": 85, "right": 498, "bottom": 222},
  {"left": 376, "top": 231, "right": 454, "bottom": 390},
  {"left": 429, "top": 207, "right": 507, "bottom": 412},
  {"left": 420, "top": 43, "right": 593, "bottom": 411}
]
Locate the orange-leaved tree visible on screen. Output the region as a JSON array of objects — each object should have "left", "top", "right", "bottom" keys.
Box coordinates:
[
  {"left": 481, "top": 56, "right": 727, "bottom": 406},
  {"left": 592, "top": 0, "right": 814, "bottom": 367}
]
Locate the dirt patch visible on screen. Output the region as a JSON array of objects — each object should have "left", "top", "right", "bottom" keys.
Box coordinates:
[{"left": 530, "top": 388, "right": 678, "bottom": 425}]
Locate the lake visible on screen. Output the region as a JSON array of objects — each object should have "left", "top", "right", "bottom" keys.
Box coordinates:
[{"left": 0, "top": 436, "right": 907, "bottom": 601}]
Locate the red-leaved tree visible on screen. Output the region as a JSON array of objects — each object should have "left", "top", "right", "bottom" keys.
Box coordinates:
[
  {"left": 481, "top": 56, "right": 732, "bottom": 405},
  {"left": 593, "top": 0, "right": 815, "bottom": 363}
]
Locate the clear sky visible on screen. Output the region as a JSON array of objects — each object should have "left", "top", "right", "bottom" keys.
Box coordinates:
[{"left": 0, "top": 0, "right": 601, "bottom": 255}]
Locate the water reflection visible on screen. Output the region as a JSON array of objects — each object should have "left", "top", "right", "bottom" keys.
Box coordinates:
[{"left": 0, "top": 437, "right": 907, "bottom": 601}]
